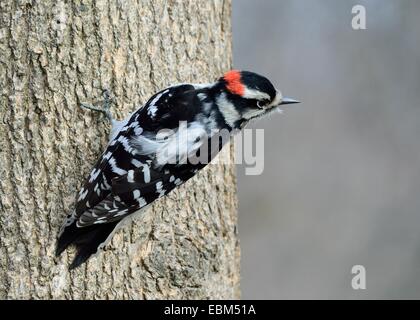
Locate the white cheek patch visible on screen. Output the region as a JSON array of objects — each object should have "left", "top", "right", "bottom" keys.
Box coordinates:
[
  {"left": 242, "top": 108, "right": 265, "bottom": 120},
  {"left": 243, "top": 86, "right": 271, "bottom": 101}
]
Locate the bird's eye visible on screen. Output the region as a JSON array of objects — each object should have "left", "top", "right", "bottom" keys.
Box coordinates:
[{"left": 256, "top": 101, "right": 266, "bottom": 109}]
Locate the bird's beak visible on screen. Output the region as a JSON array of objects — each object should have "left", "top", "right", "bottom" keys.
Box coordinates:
[{"left": 280, "top": 97, "right": 300, "bottom": 105}]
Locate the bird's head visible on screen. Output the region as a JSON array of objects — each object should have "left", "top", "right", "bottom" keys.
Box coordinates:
[{"left": 216, "top": 70, "right": 299, "bottom": 128}]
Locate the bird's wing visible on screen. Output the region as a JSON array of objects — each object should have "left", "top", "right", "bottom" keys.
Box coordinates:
[
  {"left": 58, "top": 144, "right": 120, "bottom": 236},
  {"left": 75, "top": 164, "right": 197, "bottom": 227},
  {"left": 59, "top": 111, "right": 143, "bottom": 234},
  {"left": 59, "top": 83, "right": 201, "bottom": 233},
  {"left": 57, "top": 84, "right": 208, "bottom": 268}
]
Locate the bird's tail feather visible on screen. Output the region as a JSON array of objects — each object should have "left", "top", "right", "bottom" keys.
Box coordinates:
[{"left": 56, "top": 221, "right": 119, "bottom": 269}]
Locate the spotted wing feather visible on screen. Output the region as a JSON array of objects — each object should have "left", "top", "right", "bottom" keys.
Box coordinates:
[{"left": 77, "top": 165, "right": 196, "bottom": 226}]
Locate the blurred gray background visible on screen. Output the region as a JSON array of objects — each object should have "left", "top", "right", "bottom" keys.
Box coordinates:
[{"left": 233, "top": 0, "right": 420, "bottom": 299}]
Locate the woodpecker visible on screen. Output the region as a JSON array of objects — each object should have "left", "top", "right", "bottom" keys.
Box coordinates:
[{"left": 56, "top": 70, "right": 299, "bottom": 269}]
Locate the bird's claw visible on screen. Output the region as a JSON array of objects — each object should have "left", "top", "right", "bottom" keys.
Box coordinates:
[{"left": 80, "top": 89, "right": 116, "bottom": 122}]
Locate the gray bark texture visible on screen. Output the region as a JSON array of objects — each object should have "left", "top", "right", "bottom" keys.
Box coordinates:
[{"left": 0, "top": 0, "right": 239, "bottom": 299}]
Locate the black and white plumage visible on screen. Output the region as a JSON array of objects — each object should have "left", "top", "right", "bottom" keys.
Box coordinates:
[{"left": 56, "top": 70, "right": 299, "bottom": 269}]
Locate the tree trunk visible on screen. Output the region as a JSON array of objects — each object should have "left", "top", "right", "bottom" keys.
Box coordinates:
[{"left": 0, "top": 0, "right": 239, "bottom": 299}]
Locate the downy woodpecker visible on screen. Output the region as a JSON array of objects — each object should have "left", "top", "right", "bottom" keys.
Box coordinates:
[{"left": 56, "top": 70, "right": 299, "bottom": 269}]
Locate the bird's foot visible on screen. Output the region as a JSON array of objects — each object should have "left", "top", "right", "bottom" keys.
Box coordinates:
[{"left": 80, "top": 89, "right": 116, "bottom": 123}]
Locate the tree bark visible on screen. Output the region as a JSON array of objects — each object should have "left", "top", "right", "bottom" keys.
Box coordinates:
[{"left": 0, "top": 0, "right": 239, "bottom": 299}]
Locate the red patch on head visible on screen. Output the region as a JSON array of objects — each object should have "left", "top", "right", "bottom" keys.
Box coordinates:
[{"left": 224, "top": 70, "right": 245, "bottom": 96}]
